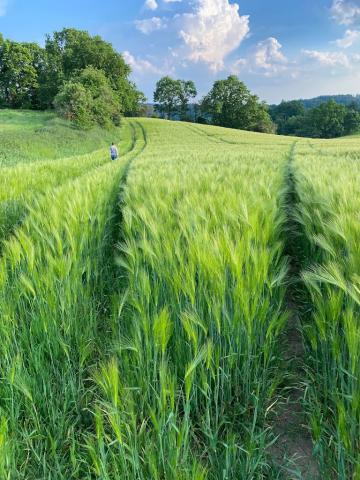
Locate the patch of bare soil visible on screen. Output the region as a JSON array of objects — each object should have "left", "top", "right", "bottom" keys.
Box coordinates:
[{"left": 269, "top": 305, "right": 319, "bottom": 479}]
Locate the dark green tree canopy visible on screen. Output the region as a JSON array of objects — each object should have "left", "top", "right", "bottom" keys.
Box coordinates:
[
  {"left": 0, "top": 39, "right": 45, "bottom": 108},
  {"left": 0, "top": 28, "right": 144, "bottom": 119},
  {"left": 44, "top": 29, "right": 130, "bottom": 92},
  {"left": 269, "top": 100, "right": 305, "bottom": 134},
  {"left": 178, "top": 80, "right": 197, "bottom": 120},
  {"left": 54, "top": 66, "right": 122, "bottom": 129},
  {"left": 154, "top": 76, "right": 197, "bottom": 120},
  {"left": 201, "top": 75, "right": 275, "bottom": 133},
  {"left": 270, "top": 100, "right": 305, "bottom": 122},
  {"left": 307, "top": 101, "right": 346, "bottom": 138},
  {"left": 344, "top": 108, "right": 360, "bottom": 135},
  {"left": 271, "top": 100, "right": 360, "bottom": 138}
]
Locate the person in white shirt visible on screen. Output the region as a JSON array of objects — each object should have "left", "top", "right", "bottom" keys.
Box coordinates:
[{"left": 110, "top": 143, "right": 119, "bottom": 161}]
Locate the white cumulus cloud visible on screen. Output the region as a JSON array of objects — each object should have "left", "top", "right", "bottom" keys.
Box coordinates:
[
  {"left": 254, "top": 37, "right": 287, "bottom": 74},
  {"left": 302, "top": 49, "right": 351, "bottom": 67},
  {"left": 144, "top": 0, "right": 158, "bottom": 10},
  {"left": 135, "top": 16, "right": 166, "bottom": 34},
  {"left": 178, "top": 0, "right": 250, "bottom": 72},
  {"left": 331, "top": 0, "right": 360, "bottom": 25},
  {"left": 232, "top": 37, "right": 288, "bottom": 77},
  {"left": 333, "top": 28, "right": 360, "bottom": 47},
  {"left": 123, "top": 51, "right": 163, "bottom": 75},
  {"left": 0, "top": 0, "right": 8, "bottom": 16}
]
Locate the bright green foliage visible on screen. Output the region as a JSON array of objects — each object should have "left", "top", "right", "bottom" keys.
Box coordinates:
[
  {"left": 0, "top": 39, "right": 45, "bottom": 108},
  {"left": 154, "top": 76, "right": 197, "bottom": 120},
  {"left": 178, "top": 80, "right": 197, "bottom": 120},
  {"left": 0, "top": 28, "right": 144, "bottom": 115},
  {"left": 201, "top": 75, "right": 275, "bottom": 133},
  {"left": 0, "top": 162, "right": 127, "bottom": 477},
  {"left": 80, "top": 67, "right": 121, "bottom": 127},
  {"left": 54, "top": 81, "right": 94, "bottom": 128},
  {"left": 117, "top": 76, "right": 147, "bottom": 116},
  {"left": 0, "top": 149, "right": 106, "bottom": 245},
  {"left": 293, "top": 136, "right": 360, "bottom": 478},
  {"left": 270, "top": 100, "right": 360, "bottom": 138},
  {"left": 0, "top": 115, "right": 294, "bottom": 478},
  {"left": 54, "top": 67, "right": 122, "bottom": 128}
]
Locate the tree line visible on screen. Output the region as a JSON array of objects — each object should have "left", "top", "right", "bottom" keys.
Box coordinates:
[
  {"left": 154, "top": 76, "right": 360, "bottom": 138},
  {"left": 0, "top": 29, "right": 144, "bottom": 128},
  {"left": 153, "top": 75, "right": 275, "bottom": 133},
  {"left": 269, "top": 100, "right": 360, "bottom": 138}
]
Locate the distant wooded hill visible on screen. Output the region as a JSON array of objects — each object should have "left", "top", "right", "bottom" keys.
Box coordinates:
[{"left": 275, "top": 94, "right": 360, "bottom": 109}]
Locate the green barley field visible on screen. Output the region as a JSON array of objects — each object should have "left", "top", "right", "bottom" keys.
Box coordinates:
[{"left": 0, "top": 109, "right": 359, "bottom": 479}]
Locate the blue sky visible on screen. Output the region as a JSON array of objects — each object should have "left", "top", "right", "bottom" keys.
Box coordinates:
[{"left": 1, "top": 0, "right": 360, "bottom": 103}]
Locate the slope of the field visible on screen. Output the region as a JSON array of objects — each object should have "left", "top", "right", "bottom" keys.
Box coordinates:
[
  {"left": 0, "top": 116, "right": 143, "bottom": 248},
  {"left": 0, "top": 113, "right": 359, "bottom": 479},
  {"left": 0, "top": 109, "right": 129, "bottom": 167}
]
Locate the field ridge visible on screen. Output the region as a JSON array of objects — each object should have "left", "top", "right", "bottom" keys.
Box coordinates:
[{"left": 269, "top": 142, "right": 319, "bottom": 479}]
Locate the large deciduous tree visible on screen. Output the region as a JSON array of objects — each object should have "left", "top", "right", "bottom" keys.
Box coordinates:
[
  {"left": 201, "top": 75, "right": 275, "bottom": 133},
  {"left": 0, "top": 39, "right": 45, "bottom": 108},
  {"left": 54, "top": 66, "right": 122, "bottom": 129},
  {"left": 178, "top": 80, "right": 197, "bottom": 120},
  {"left": 154, "top": 76, "right": 181, "bottom": 120},
  {"left": 40, "top": 28, "right": 132, "bottom": 109},
  {"left": 304, "top": 101, "right": 347, "bottom": 138},
  {"left": 0, "top": 29, "right": 145, "bottom": 119},
  {"left": 269, "top": 100, "right": 305, "bottom": 135},
  {"left": 154, "top": 77, "right": 197, "bottom": 120}
]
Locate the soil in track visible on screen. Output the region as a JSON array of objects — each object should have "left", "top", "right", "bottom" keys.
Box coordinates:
[{"left": 269, "top": 143, "right": 319, "bottom": 480}]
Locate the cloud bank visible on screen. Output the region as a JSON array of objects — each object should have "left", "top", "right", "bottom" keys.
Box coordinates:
[
  {"left": 179, "top": 0, "right": 249, "bottom": 71},
  {"left": 331, "top": 0, "right": 360, "bottom": 25}
]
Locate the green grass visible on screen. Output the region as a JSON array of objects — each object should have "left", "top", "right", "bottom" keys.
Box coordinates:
[
  {"left": 0, "top": 110, "right": 359, "bottom": 478},
  {"left": 0, "top": 114, "right": 147, "bottom": 478},
  {"left": 0, "top": 109, "right": 128, "bottom": 167},
  {"left": 292, "top": 139, "right": 360, "bottom": 478},
  {"left": 0, "top": 117, "right": 140, "bottom": 247},
  {"left": 84, "top": 119, "right": 291, "bottom": 479},
  {"left": 0, "top": 160, "right": 129, "bottom": 478}
]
